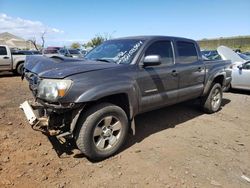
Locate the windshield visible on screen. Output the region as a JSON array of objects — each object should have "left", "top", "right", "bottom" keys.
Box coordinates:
[
  {"left": 85, "top": 39, "right": 144, "bottom": 64},
  {"left": 69, "top": 49, "right": 80, "bottom": 54}
]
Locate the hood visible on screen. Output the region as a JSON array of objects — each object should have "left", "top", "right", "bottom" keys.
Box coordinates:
[
  {"left": 24, "top": 55, "right": 119, "bottom": 79},
  {"left": 217, "top": 46, "right": 246, "bottom": 64}
]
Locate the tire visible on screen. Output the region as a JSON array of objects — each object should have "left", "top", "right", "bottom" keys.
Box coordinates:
[
  {"left": 202, "top": 83, "right": 223, "bottom": 114},
  {"left": 75, "top": 103, "right": 129, "bottom": 161},
  {"left": 16, "top": 62, "right": 24, "bottom": 75}
]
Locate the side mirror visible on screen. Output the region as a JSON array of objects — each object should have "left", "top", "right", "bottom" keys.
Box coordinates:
[
  {"left": 143, "top": 55, "right": 161, "bottom": 67},
  {"left": 237, "top": 65, "right": 243, "bottom": 70}
]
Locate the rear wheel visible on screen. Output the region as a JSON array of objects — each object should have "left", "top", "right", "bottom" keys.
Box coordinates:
[
  {"left": 202, "top": 83, "right": 223, "bottom": 113},
  {"left": 75, "top": 103, "right": 129, "bottom": 161}
]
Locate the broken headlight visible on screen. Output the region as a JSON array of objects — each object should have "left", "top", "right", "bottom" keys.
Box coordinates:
[{"left": 37, "top": 79, "right": 72, "bottom": 102}]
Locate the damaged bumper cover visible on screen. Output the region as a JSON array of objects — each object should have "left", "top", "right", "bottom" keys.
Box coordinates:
[{"left": 20, "top": 100, "right": 84, "bottom": 139}]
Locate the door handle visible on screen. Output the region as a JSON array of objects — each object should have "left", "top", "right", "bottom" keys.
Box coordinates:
[
  {"left": 171, "top": 70, "right": 178, "bottom": 76},
  {"left": 3, "top": 56, "right": 9, "bottom": 59},
  {"left": 197, "top": 67, "right": 203, "bottom": 72}
]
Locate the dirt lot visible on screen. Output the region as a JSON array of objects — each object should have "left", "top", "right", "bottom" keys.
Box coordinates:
[{"left": 0, "top": 73, "right": 250, "bottom": 188}]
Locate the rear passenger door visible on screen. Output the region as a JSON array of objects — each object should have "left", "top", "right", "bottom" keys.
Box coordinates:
[
  {"left": 137, "top": 40, "right": 179, "bottom": 113},
  {"left": 175, "top": 41, "right": 205, "bottom": 102}
]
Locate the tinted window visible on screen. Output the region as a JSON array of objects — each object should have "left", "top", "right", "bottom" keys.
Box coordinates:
[
  {"left": 145, "top": 41, "right": 174, "bottom": 65},
  {"left": 69, "top": 49, "right": 80, "bottom": 54},
  {"left": 0, "top": 46, "right": 7, "bottom": 55},
  {"left": 177, "top": 41, "right": 198, "bottom": 63},
  {"left": 59, "top": 49, "right": 66, "bottom": 54}
]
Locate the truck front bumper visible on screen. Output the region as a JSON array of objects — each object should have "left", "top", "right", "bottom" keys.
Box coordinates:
[
  {"left": 20, "top": 100, "right": 84, "bottom": 138},
  {"left": 20, "top": 100, "right": 50, "bottom": 133}
]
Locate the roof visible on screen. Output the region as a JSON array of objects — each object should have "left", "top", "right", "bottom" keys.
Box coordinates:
[{"left": 112, "top": 35, "right": 195, "bottom": 42}]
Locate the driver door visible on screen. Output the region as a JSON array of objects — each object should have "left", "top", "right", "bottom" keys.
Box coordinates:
[
  {"left": 232, "top": 62, "right": 250, "bottom": 90},
  {"left": 136, "top": 40, "right": 179, "bottom": 113}
]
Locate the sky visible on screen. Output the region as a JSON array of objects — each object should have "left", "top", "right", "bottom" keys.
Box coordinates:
[{"left": 0, "top": 0, "right": 250, "bottom": 47}]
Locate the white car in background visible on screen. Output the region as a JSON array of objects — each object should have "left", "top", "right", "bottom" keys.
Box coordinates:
[{"left": 218, "top": 46, "right": 250, "bottom": 91}]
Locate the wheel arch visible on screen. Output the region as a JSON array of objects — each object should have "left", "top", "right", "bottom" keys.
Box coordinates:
[
  {"left": 84, "top": 93, "right": 131, "bottom": 119},
  {"left": 203, "top": 73, "right": 226, "bottom": 96}
]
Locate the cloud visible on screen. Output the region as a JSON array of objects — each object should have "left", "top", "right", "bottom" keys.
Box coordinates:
[{"left": 0, "top": 13, "right": 64, "bottom": 40}]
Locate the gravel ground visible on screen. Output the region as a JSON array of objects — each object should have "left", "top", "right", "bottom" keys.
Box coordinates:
[{"left": 0, "top": 73, "right": 250, "bottom": 188}]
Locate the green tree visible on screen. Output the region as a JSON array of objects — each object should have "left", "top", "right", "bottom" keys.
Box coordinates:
[
  {"left": 71, "top": 42, "right": 81, "bottom": 49},
  {"left": 84, "top": 34, "right": 111, "bottom": 48}
]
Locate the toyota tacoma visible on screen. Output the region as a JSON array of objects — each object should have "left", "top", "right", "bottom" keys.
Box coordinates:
[{"left": 20, "top": 36, "right": 232, "bottom": 160}]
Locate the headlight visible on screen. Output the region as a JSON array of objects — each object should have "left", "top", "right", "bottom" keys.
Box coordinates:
[{"left": 37, "top": 79, "right": 72, "bottom": 102}]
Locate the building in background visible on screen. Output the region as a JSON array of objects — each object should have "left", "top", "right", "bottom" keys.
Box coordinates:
[{"left": 0, "top": 32, "right": 40, "bottom": 50}]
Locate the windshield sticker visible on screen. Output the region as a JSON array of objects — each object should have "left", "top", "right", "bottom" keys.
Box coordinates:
[{"left": 117, "top": 41, "right": 143, "bottom": 64}]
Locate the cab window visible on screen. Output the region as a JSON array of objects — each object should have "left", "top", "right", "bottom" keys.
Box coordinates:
[
  {"left": 0, "top": 47, "right": 7, "bottom": 55},
  {"left": 177, "top": 41, "right": 198, "bottom": 63},
  {"left": 145, "top": 41, "right": 174, "bottom": 65}
]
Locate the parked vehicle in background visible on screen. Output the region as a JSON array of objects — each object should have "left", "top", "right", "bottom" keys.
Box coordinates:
[
  {"left": 243, "top": 52, "right": 250, "bottom": 57},
  {"left": 238, "top": 53, "right": 250, "bottom": 61},
  {"left": 58, "top": 48, "right": 84, "bottom": 58},
  {"left": 43, "top": 47, "right": 61, "bottom": 56},
  {"left": 21, "top": 36, "right": 232, "bottom": 160},
  {"left": 217, "top": 46, "right": 248, "bottom": 68},
  {"left": 80, "top": 49, "right": 89, "bottom": 56},
  {"left": 0, "top": 45, "right": 26, "bottom": 75},
  {"left": 12, "top": 50, "right": 40, "bottom": 55},
  {"left": 30, "top": 50, "right": 41, "bottom": 55},
  {"left": 201, "top": 50, "right": 221, "bottom": 60},
  {"left": 218, "top": 45, "right": 250, "bottom": 91},
  {"left": 230, "top": 61, "right": 250, "bottom": 91}
]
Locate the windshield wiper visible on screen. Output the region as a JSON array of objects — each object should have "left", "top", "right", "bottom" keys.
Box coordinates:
[{"left": 95, "top": 58, "right": 115, "bottom": 63}]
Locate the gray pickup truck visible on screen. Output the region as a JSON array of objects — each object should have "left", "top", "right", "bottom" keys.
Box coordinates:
[
  {"left": 0, "top": 45, "right": 26, "bottom": 75},
  {"left": 20, "top": 36, "right": 232, "bottom": 160}
]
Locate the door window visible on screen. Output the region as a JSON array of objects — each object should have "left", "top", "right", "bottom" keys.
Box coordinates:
[
  {"left": 0, "top": 47, "right": 7, "bottom": 55},
  {"left": 145, "top": 41, "right": 174, "bottom": 65},
  {"left": 177, "top": 41, "right": 198, "bottom": 63}
]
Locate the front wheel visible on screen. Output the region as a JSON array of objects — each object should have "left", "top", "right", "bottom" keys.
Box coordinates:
[
  {"left": 16, "top": 62, "right": 24, "bottom": 75},
  {"left": 202, "top": 83, "right": 223, "bottom": 113},
  {"left": 75, "top": 103, "right": 129, "bottom": 161}
]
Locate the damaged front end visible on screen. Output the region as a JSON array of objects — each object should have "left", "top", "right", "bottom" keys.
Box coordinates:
[
  {"left": 20, "top": 99, "right": 84, "bottom": 139},
  {"left": 20, "top": 68, "right": 83, "bottom": 139}
]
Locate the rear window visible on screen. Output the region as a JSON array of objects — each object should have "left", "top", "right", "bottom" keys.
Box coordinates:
[
  {"left": 0, "top": 46, "right": 7, "bottom": 55},
  {"left": 177, "top": 41, "right": 198, "bottom": 63}
]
